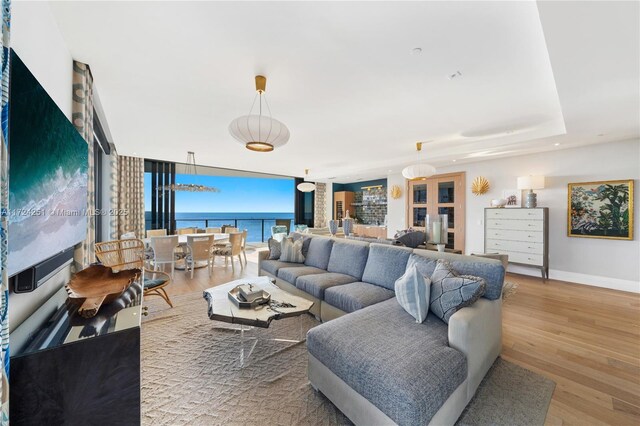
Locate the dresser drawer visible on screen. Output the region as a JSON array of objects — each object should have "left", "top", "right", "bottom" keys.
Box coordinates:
[
  {"left": 486, "top": 209, "right": 544, "bottom": 220},
  {"left": 505, "top": 251, "right": 544, "bottom": 266},
  {"left": 485, "top": 229, "right": 544, "bottom": 243},
  {"left": 486, "top": 239, "right": 543, "bottom": 255},
  {"left": 486, "top": 219, "right": 543, "bottom": 232}
]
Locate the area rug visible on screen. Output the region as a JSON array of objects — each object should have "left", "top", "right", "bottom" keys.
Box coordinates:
[
  {"left": 502, "top": 281, "right": 519, "bottom": 301},
  {"left": 142, "top": 292, "right": 553, "bottom": 426}
]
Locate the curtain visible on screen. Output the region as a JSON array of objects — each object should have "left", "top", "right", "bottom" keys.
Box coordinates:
[
  {"left": 117, "top": 156, "right": 145, "bottom": 239},
  {"left": 108, "top": 143, "right": 119, "bottom": 240},
  {"left": 0, "top": 0, "right": 10, "bottom": 423},
  {"left": 72, "top": 61, "right": 95, "bottom": 270}
]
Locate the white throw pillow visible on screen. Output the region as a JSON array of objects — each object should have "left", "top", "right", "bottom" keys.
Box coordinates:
[
  {"left": 279, "top": 237, "right": 305, "bottom": 263},
  {"left": 395, "top": 264, "right": 431, "bottom": 323}
]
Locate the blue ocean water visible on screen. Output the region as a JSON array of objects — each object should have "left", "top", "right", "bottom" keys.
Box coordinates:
[{"left": 145, "top": 212, "right": 294, "bottom": 242}]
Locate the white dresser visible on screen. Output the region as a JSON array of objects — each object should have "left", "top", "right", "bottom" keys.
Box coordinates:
[{"left": 484, "top": 207, "right": 549, "bottom": 280}]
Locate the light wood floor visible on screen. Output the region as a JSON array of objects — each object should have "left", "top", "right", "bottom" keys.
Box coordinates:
[{"left": 156, "top": 251, "right": 640, "bottom": 426}]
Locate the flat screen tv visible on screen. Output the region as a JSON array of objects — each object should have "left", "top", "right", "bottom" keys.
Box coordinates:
[{"left": 7, "top": 51, "right": 88, "bottom": 277}]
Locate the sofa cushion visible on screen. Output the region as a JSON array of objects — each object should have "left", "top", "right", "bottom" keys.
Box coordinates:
[
  {"left": 304, "top": 237, "right": 334, "bottom": 270},
  {"left": 324, "top": 281, "right": 395, "bottom": 313},
  {"left": 326, "top": 240, "right": 369, "bottom": 280},
  {"left": 260, "top": 260, "right": 306, "bottom": 276},
  {"left": 290, "top": 232, "right": 312, "bottom": 257},
  {"left": 410, "top": 251, "right": 504, "bottom": 300},
  {"left": 429, "top": 259, "right": 486, "bottom": 324},
  {"left": 395, "top": 264, "right": 430, "bottom": 323},
  {"left": 361, "top": 244, "right": 413, "bottom": 290},
  {"left": 267, "top": 237, "right": 282, "bottom": 260},
  {"left": 277, "top": 266, "right": 326, "bottom": 285},
  {"left": 307, "top": 298, "right": 467, "bottom": 425},
  {"left": 279, "top": 237, "right": 305, "bottom": 263},
  {"left": 296, "top": 273, "right": 358, "bottom": 299}
]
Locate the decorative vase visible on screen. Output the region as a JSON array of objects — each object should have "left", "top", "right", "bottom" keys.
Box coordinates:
[
  {"left": 328, "top": 220, "right": 338, "bottom": 237},
  {"left": 426, "top": 214, "right": 448, "bottom": 247},
  {"left": 343, "top": 218, "right": 353, "bottom": 237}
]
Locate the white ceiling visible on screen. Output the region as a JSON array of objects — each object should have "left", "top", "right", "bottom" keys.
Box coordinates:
[{"left": 49, "top": 1, "right": 639, "bottom": 183}]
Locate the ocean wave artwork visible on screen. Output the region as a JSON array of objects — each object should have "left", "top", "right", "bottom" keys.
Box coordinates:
[{"left": 8, "top": 52, "right": 88, "bottom": 276}]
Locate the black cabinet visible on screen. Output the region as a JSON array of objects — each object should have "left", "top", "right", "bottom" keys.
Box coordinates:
[{"left": 10, "top": 283, "right": 143, "bottom": 425}]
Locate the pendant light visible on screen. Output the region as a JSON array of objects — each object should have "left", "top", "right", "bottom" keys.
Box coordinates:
[
  {"left": 297, "top": 169, "right": 316, "bottom": 192},
  {"left": 159, "top": 152, "right": 220, "bottom": 193},
  {"left": 228, "top": 75, "right": 290, "bottom": 152},
  {"left": 402, "top": 142, "right": 436, "bottom": 179}
]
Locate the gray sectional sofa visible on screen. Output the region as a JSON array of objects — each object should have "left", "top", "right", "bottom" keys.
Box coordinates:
[{"left": 258, "top": 234, "right": 505, "bottom": 426}]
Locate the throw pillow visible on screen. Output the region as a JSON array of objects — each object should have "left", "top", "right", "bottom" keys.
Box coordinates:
[
  {"left": 267, "top": 237, "right": 281, "bottom": 260},
  {"left": 429, "top": 259, "right": 486, "bottom": 324},
  {"left": 279, "top": 237, "right": 305, "bottom": 263},
  {"left": 395, "top": 264, "right": 431, "bottom": 323}
]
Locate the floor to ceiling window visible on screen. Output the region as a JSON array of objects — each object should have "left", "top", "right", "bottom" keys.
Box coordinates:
[{"left": 144, "top": 164, "right": 295, "bottom": 242}]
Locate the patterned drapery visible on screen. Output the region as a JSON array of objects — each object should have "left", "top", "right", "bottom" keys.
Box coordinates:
[
  {"left": 108, "top": 143, "right": 119, "bottom": 240},
  {"left": 0, "top": 1, "right": 10, "bottom": 423},
  {"left": 117, "top": 156, "right": 145, "bottom": 239},
  {"left": 72, "top": 61, "right": 95, "bottom": 270}
]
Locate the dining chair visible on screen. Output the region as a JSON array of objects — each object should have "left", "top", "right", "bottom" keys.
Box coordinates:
[
  {"left": 176, "top": 227, "right": 196, "bottom": 235},
  {"left": 223, "top": 226, "right": 239, "bottom": 234},
  {"left": 146, "top": 229, "right": 167, "bottom": 238},
  {"left": 206, "top": 227, "right": 222, "bottom": 234},
  {"left": 95, "top": 238, "right": 173, "bottom": 308},
  {"left": 240, "top": 229, "right": 248, "bottom": 265},
  {"left": 149, "top": 235, "right": 179, "bottom": 278},
  {"left": 185, "top": 234, "right": 215, "bottom": 278},
  {"left": 275, "top": 219, "right": 291, "bottom": 234},
  {"left": 211, "top": 232, "right": 243, "bottom": 272}
]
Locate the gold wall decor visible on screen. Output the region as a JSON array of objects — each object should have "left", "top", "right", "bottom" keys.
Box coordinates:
[
  {"left": 471, "top": 176, "right": 490, "bottom": 195},
  {"left": 390, "top": 185, "right": 402, "bottom": 199}
]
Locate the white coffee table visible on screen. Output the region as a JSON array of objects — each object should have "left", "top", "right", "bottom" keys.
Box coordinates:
[{"left": 203, "top": 277, "right": 314, "bottom": 367}]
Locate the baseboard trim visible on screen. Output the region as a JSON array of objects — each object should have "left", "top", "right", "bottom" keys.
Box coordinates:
[{"left": 507, "top": 265, "right": 639, "bottom": 293}]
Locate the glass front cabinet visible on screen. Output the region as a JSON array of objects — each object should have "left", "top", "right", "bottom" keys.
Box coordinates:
[{"left": 407, "top": 172, "right": 465, "bottom": 252}]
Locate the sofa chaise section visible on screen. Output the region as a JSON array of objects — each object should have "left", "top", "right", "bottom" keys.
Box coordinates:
[{"left": 308, "top": 298, "right": 467, "bottom": 426}]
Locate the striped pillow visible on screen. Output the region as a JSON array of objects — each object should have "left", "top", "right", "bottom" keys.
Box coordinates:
[
  {"left": 279, "top": 237, "right": 305, "bottom": 263},
  {"left": 395, "top": 264, "right": 431, "bottom": 323}
]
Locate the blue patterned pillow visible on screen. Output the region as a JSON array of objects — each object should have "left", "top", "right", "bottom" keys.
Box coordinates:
[
  {"left": 395, "top": 264, "right": 431, "bottom": 323},
  {"left": 429, "top": 259, "right": 486, "bottom": 324},
  {"left": 267, "top": 238, "right": 281, "bottom": 260}
]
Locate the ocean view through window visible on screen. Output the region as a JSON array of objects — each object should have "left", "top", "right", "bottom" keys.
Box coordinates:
[{"left": 145, "top": 171, "right": 295, "bottom": 242}]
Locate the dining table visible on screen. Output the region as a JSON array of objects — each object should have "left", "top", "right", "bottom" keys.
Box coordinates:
[{"left": 145, "top": 233, "right": 230, "bottom": 271}]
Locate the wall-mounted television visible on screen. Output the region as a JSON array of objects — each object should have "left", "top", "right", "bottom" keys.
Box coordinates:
[{"left": 8, "top": 51, "right": 88, "bottom": 277}]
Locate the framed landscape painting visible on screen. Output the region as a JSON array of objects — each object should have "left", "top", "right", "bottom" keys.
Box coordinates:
[{"left": 568, "top": 180, "right": 634, "bottom": 240}]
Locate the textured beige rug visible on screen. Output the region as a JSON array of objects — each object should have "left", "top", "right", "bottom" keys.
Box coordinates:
[{"left": 142, "top": 291, "right": 552, "bottom": 426}]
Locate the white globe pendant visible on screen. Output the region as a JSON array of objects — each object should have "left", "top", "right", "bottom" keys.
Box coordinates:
[
  {"left": 297, "top": 182, "right": 316, "bottom": 192},
  {"left": 228, "top": 114, "right": 290, "bottom": 152},
  {"left": 402, "top": 142, "right": 436, "bottom": 179},
  {"left": 229, "top": 75, "right": 290, "bottom": 152}
]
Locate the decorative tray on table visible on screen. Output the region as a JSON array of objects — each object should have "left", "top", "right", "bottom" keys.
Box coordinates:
[{"left": 228, "top": 285, "right": 271, "bottom": 309}]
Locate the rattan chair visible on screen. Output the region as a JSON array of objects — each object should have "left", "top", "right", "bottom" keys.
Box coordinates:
[
  {"left": 211, "top": 232, "right": 244, "bottom": 272},
  {"left": 185, "top": 235, "right": 215, "bottom": 279},
  {"left": 95, "top": 238, "right": 173, "bottom": 308},
  {"left": 146, "top": 229, "right": 168, "bottom": 238},
  {"left": 176, "top": 227, "right": 196, "bottom": 235}
]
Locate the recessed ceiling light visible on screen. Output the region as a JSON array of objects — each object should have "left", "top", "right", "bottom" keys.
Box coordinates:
[
  {"left": 554, "top": 143, "right": 560, "bottom": 146},
  {"left": 411, "top": 47, "right": 422, "bottom": 55},
  {"left": 452, "top": 159, "right": 457, "bottom": 162},
  {"left": 597, "top": 133, "right": 605, "bottom": 137},
  {"left": 388, "top": 169, "right": 393, "bottom": 173},
  {"left": 447, "top": 71, "right": 462, "bottom": 80}
]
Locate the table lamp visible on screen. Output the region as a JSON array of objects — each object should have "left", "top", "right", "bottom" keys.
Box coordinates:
[{"left": 517, "top": 175, "right": 545, "bottom": 208}]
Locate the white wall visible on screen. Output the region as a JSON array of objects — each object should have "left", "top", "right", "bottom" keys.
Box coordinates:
[
  {"left": 387, "top": 139, "right": 640, "bottom": 293},
  {"left": 9, "top": 1, "right": 75, "bottom": 331}
]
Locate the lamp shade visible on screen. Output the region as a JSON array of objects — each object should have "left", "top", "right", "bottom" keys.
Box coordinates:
[
  {"left": 517, "top": 175, "right": 545, "bottom": 190},
  {"left": 228, "top": 114, "right": 290, "bottom": 152},
  {"left": 402, "top": 163, "right": 436, "bottom": 179},
  {"left": 297, "top": 182, "right": 316, "bottom": 192}
]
